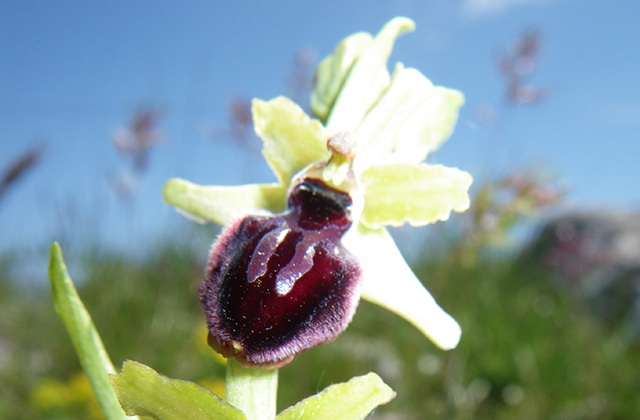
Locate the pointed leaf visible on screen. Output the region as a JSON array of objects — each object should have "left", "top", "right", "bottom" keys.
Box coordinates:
[
  {"left": 253, "top": 96, "right": 330, "bottom": 184},
  {"left": 311, "top": 32, "right": 373, "bottom": 122},
  {"left": 48, "top": 243, "right": 133, "bottom": 420},
  {"left": 276, "top": 372, "right": 395, "bottom": 420},
  {"left": 343, "top": 227, "right": 462, "bottom": 350},
  {"left": 325, "top": 17, "right": 415, "bottom": 134},
  {"left": 163, "top": 178, "right": 286, "bottom": 226},
  {"left": 360, "top": 163, "right": 472, "bottom": 229},
  {"left": 111, "top": 360, "right": 246, "bottom": 420}
]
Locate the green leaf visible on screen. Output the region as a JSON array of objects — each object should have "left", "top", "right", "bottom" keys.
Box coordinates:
[
  {"left": 253, "top": 96, "right": 330, "bottom": 185},
  {"left": 111, "top": 360, "right": 246, "bottom": 420},
  {"left": 342, "top": 226, "right": 462, "bottom": 350},
  {"left": 353, "top": 65, "right": 464, "bottom": 169},
  {"left": 360, "top": 163, "right": 472, "bottom": 229},
  {"left": 48, "top": 243, "right": 132, "bottom": 420},
  {"left": 311, "top": 32, "right": 373, "bottom": 122},
  {"left": 276, "top": 372, "right": 395, "bottom": 420},
  {"left": 325, "top": 17, "right": 415, "bottom": 134},
  {"left": 163, "top": 178, "right": 287, "bottom": 226}
]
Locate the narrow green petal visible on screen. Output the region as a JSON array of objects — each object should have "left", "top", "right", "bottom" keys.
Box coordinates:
[
  {"left": 343, "top": 227, "right": 462, "bottom": 350},
  {"left": 163, "top": 178, "right": 286, "bottom": 226},
  {"left": 360, "top": 163, "right": 472, "bottom": 229},
  {"left": 311, "top": 32, "right": 373, "bottom": 122},
  {"left": 253, "top": 96, "right": 330, "bottom": 185},
  {"left": 48, "top": 243, "right": 133, "bottom": 420},
  {"left": 111, "top": 360, "right": 246, "bottom": 420},
  {"left": 353, "top": 66, "right": 464, "bottom": 169},
  {"left": 276, "top": 373, "right": 395, "bottom": 420},
  {"left": 325, "top": 17, "right": 415, "bottom": 134}
]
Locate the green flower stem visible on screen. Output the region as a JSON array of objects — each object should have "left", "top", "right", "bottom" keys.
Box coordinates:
[{"left": 225, "top": 359, "right": 279, "bottom": 420}]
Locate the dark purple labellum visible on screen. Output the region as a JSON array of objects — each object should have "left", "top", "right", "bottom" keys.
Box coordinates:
[{"left": 200, "top": 177, "right": 361, "bottom": 368}]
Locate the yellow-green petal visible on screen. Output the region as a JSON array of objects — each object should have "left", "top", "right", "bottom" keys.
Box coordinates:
[
  {"left": 325, "top": 17, "right": 415, "bottom": 134},
  {"left": 276, "top": 373, "right": 395, "bottom": 420},
  {"left": 253, "top": 96, "right": 330, "bottom": 185},
  {"left": 343, "top": 226, "right": 462, "bottom": 350},
  {"left": 311, "top": 32, "right": 373, "bottom": 123},
  {"left": 163, "top": 178, "right": 286, "bottom": 226},
  {"left": 111, "top": 360, "right": 245, "bottom": 420},
  {"left": 360, "top": 163, "right": 472, "bottom": 229}
]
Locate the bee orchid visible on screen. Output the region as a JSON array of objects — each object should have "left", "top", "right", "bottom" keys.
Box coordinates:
[{"left": 163, "top": 17, "right": 472, "bottom": 368}]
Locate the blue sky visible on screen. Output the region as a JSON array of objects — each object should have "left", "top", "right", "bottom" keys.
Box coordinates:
[{"left": 1, "top": 0, "right": 639, "bottom": 255}]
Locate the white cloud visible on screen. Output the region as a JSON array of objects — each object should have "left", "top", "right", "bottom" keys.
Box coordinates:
[{"left": 460, "top": 0, "right": 550, "bottom": 19}]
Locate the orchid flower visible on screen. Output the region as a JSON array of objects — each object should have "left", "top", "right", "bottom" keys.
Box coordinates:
[{"left": 163, "top": 17, "right": 472, "bottom": 369}]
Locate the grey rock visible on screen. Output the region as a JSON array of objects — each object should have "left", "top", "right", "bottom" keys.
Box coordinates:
[{"left": 523, "top": 209, "right": 640, "bottom": 333}]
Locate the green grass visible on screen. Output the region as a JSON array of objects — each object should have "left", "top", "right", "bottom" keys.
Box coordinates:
[{"left": 1, "top": 239, "right": 638, "bottom": 419}]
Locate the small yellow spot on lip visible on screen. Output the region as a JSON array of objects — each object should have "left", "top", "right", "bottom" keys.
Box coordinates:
[{"left": 231, "top": 340, "right": 243, "bottom": 352}]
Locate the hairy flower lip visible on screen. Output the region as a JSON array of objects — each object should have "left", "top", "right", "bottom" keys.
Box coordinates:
[
  {"left": 206, "top": 332, "right": 294, "bottom": 369},
  {"left": 200, "top": 176, "right": 362, "bottom": 368}
]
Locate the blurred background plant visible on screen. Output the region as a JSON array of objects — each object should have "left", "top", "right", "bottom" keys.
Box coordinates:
[
  {"left": 447, "top": 163, "right": 563, "bottom": 268},
  {"left": 1, "top": 24, "right": 639, "bottom": 420},
  {"left": 207, "top": 47, "right": 317, "bottom": 151},
  {"left": 110, "top": 107, "right": 165, "bottom": 202},
  {"left": 0, "top": 145, "right": 44, "bottom": 207},
  {"left": 498, "top": 29, "right": 548, "bottom": 106}
]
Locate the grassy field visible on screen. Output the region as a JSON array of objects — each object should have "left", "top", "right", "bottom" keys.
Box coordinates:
[{"left": 1, "top": 235, "right": 638, "bottom": 419}]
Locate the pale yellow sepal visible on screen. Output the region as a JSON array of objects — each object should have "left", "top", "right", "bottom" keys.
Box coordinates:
[
  {"left": 343, "top": 226, "right": 462, "bottom": 350},
  {"left": 311, "top": 32, "right": 373, "bottom": 123},
  {"left": 163, "top": 178, "right": 286, "bottom": 226},
  {"left": 353, "top": 66, "right": 464, "bottom": 170},
  {"left": 325, "top": 17, "right": 415, "bottom": 134}
]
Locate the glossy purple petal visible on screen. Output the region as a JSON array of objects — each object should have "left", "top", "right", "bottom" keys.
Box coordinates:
[{"left": 200, "top": 177, "right": 362, "bottom": 368}]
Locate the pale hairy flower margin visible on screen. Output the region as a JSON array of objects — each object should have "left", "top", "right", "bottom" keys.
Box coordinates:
[{"left": 163, "top": 17, "right": 472, "bottom": 351}]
